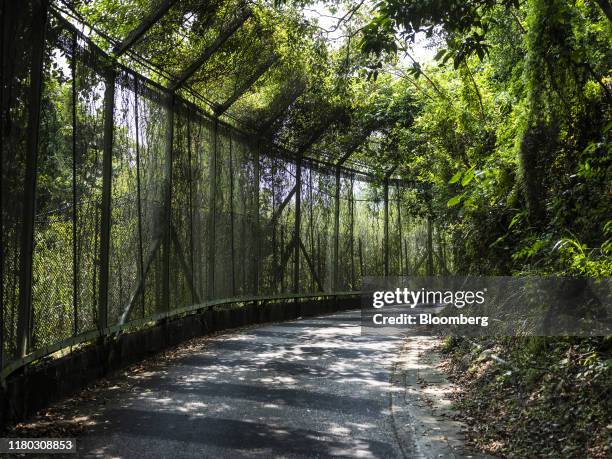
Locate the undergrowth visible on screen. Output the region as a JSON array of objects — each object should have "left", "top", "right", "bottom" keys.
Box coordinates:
[{"left": 441, "top": 336, "right": 612, "bottom": 458}]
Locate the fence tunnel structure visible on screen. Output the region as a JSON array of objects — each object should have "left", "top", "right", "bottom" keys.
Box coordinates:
[{"left": 0, "top": 0, "right": 452, "bottom": 386}]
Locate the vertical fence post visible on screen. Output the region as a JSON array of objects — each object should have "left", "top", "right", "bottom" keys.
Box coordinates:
[
  {"left": 134, "top": 79, "right": 145, "bottom": 317},
  {"left": 427, "top": 217, "right": 434, "bottom": 276},
  {"left": 383, "top": 177, "right": 390, "bottom": 277},
  {"left": 187, "top": 111, "right": 195, "bottom": 302},
  {"left": 308, "top": 169, "right": 315, "bottom": 291},
  {"left": 0, "top": 0, "right": 5, "bottom": 366},
  {"left": 16, "top": 0, "right": 48, "bottom": 357},
  {"left": 280, "top": 225, "right": 285, "bottom": 291},
  {"left": 97, "top": 69, "right": 115, "bottom": 332},
  {"left": 207, "top": 118, "right": 218, "bottom": 299},
  {"left": 271, "top": 158, "right": 277, "bottom": 292},
  {"left": 293, "top": 155, "right": 301, "bottom": 293},
  {"left": 349, "top": 177, "right": 355, "bottom": 288},
  {"left": 253, "top": 143, "right": 260, "bottom": 295},
  {"left": 332, "top": 166, "right": 340, "bottom": 291},
  {"left": 396, "top": 185, "right": 403, "bottom": 276},
  {"left": 358, "top": 237, "right": 364, "bottom": 279},
  {"left": 71, "top": 31, "right": 79, "bottom": 335},
  {"left": 228, "top": 134, "right": 236, "bottom": 296},
  {"left": 162, "top": 93, "right": 174, "bottom": 311}
]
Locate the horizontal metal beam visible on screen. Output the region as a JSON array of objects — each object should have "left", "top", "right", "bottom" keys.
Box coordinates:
[
  {"left": 215, "top": 54, "right": 279, "bottom": 116},
  {"left": 113, "top": 0, "right": 177, "bottom": 56},
  {"left": 170, "top": 8, "right": 252, "bottom": 91}
]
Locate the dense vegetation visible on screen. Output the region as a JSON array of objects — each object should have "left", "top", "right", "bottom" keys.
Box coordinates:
[
  {"left": 353, "top": 1, "right": 611, "bottom": 455},
  {"left": 355, "top": 0, "right": 610, "bottom": 276},
  {"left": 2, "top": 0, "right": 610, "bottom": 455}
]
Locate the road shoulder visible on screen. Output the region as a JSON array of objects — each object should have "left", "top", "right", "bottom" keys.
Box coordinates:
[{"left": 390, "top": 336, "right": 487, "bottom": 458}]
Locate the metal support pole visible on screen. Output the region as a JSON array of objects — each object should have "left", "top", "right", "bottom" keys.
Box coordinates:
[
  {"left": 97, "top": 69, "right": 115, "bottom": 332},
  {"left": 16, "top": 0, "right": 48, "bottom": 356},
  {"left": 187, "top": 110, "right": 195, "bottom": 302},
  {"left": 396, "top": 185, "right": 403, "bottom": 276},
  {"left": 207, "top": 119, "right": 218, "bottom": 299},
  {"left": 308, "top": 170, "right": 314, "bottom": 291},
  {"left": 271, "top": 159, "right": 277, "bottom": 292},
  {"left": 427, "top": 217, "right": 434, "bottom": 276},
  {"left": 383, "top": 178, "right": 390, "bottom": 277},
  {"left": 358, "top": 237, "right": 364, "bottom": 279},
  {"left": 293, "top": 155, "right": 301, "bottom": 293},
  {"left": 253, "top": 143, "right": 261, "bottom": 295},
  {"left": 332, "top": 166, "right": 340, "bottom": 291},
  {"left": 134, "top": 80, "right": 145, "bottom": 317},
  {"left": 228, "top": 134, "right": 236, "bottom": 296},
  {"left": 71, "top": 31, "right": 79, "bottom": 335},
  {"left": 161, "top": 94, "right": 174, "bottom": 311},
  {"left": 280, "top": 225, "right": 285, "bottom": 291},
  {"left": 349, "top": 177, "right": 355, "bottom": 288},
  {"left": 195, "top": 120, "right": 203, "bottom": 297},
  {"left": 0, "top": 0, "right": 5, "bottom": 366},
  {"left": 113, "top": 0, "right": 177, "bottom": 57}
]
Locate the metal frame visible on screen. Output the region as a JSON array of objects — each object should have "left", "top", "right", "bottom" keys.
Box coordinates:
[
  {"left": 3, "top": 1, "right": 431, "bottom": 382},
  {"left": 255, "top": 80, "right": 306, "bottom": 133},
  {"left": 16, "top": 0, "right": 48, "bottom": 357},
  {"left": 207, "top": 118, "right": 219, "bottom": 299},
  {"left": 228, "top": 133, "right": 236, "bottom": 295},
  {"left": 383, "top": 166, "right": 397, "bottom": 277},
  {"left": 253, "top": 142, "right": 261, "bottom": 294},
  {"left": 113, "top": 0, "right": 178, "bottom": 57},
  {"left": 215, "top": 54, "right": 278, "bottom": 116},
  {"left": 97, "top": 68, "right": 115, "bottom": 332},
  {"left": 162, "top": 93, "right": 175, "bottom": 311},
  {"left": 331, "top": 130, "right": 373, "bottom": 290},
  {"left": 170, "top": 9, "right": 252, "bottom": 91},
  {"left": 293, "top": 154, "right": 301, "bottom": 293},
  {"left": 71, "top": 30, "right": 79, "bottom": 335}
]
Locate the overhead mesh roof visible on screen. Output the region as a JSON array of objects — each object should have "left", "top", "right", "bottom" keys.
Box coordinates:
[{"left": 55, "top": 0, "right": 396, "bottom": 174}]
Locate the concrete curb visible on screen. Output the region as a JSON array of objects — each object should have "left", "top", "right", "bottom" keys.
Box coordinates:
[{"left": 390, "top": 336, "right": 489, "bottom": 459}]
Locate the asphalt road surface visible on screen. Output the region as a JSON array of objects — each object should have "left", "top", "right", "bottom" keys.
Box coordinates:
[{"left": 78, "top": 310, "right": 410, "bottom": 458}]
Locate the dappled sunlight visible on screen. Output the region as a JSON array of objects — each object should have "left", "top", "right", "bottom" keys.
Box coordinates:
[{"left": 70, "top": 310, "right": 410, "bottom": 457}]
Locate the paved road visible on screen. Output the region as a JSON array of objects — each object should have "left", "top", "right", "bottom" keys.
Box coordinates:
[{"left": 79, "top": 310, "right": 409, "bottom": 458}]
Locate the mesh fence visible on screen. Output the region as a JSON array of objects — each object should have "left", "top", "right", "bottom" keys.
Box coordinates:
[{"left": 0, "top": 6, "right": 451, "bottom": 370}]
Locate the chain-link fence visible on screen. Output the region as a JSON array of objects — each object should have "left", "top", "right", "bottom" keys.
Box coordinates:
[{"left": 0, "top": 2, "right": 451, "bottom": 375}]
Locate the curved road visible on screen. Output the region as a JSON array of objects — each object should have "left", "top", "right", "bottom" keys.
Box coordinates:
[{"left": 79, "top": 310, "right": 410, "bottom": 458}]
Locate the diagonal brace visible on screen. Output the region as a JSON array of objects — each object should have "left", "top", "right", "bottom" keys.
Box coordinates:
[
  {"left": 336, "top": 127, "right": 375, "bottom": 166},
  {"left": 170, "top": 224, "right": 202, "bottom": 304},
  {"left": 275, "top": 234, "right": 296, "bottom": 284},
  {"left": 170, "top": 9, "right": 252, "bottom": 91},
  {"left": 256, "top": 80, "right": 306, "bottom": 133},
  {"left": 118, "top": 234, "right": 163, "bottom": 325},
  {"left": 266, "top": 184, "right": 296, "bottom": 229},
  {"left": 215, "top": 54, "right": 279, "bottom": 116},
  {"left": 113, "top": 0, "right": 177, "bottom": 56},
  {"left": 298, "top": 237, "right": 324, "bottom": 292}
]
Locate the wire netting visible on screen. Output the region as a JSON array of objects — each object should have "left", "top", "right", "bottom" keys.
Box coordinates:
[{"left": 0, "top": 6, "right": 450, "bottom": 370}]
